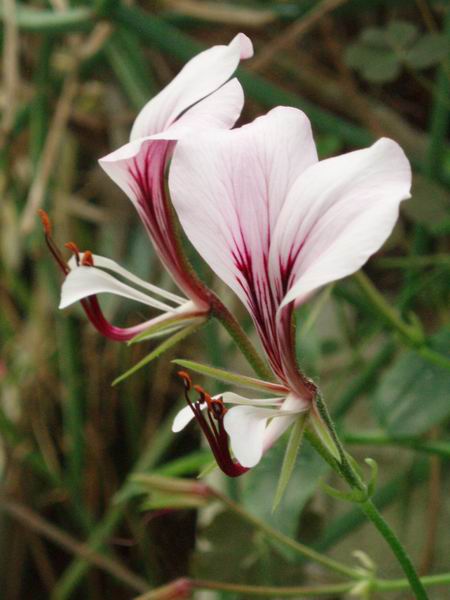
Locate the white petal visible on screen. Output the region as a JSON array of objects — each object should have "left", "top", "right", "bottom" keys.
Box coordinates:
[
  {"left": 73, "top": 253, "right": 185, "bottom": 305},
  {"left": 220, "top": 392, "right": 283, "bottom": 406},
  {"left": 149, "top": 79, "right": 245, "bottom": 141},
  {"left": 224, "top": 406, "right": 273, "bottom": 468},
  {"left": 262, "top": 393, "right": 310, "bottom": 454},
  {"left": 59, "top": 266, "right": 174, "bottom": 312},
  {"left": 270, "top": 138, "right": 411, "bottom": 307},
  {"left": 172, "top": 405, "right": 200, "bottom": 433},
  {"left": 224, "top": 404, "right": 301, "bottom": 468},
  {"left": 169, "top": 107, "right": 318, "bottom": 308},
  {"left": 130, "top": 33, "right": 253, "bottom": 140}
]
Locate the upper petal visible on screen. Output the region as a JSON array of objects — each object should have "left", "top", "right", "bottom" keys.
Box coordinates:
[
  {"left": 169, "top": 107, "right": 318, "bottom": 307},
  {"left": 270, "top": 138, "right": 411, "bottom": 307},
  {"left": 130, "top": 33, "right": 253, "bottom": 140}
]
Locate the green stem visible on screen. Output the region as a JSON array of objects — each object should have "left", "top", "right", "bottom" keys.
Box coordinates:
[
  {"left": 0, "top": 4, "right": 94, "bottom": 33},
  {"left": 211, "top": 489, "right": 361, "bottom": 581},
  {"left": 377, "top": 572, "right": 450, "bottom": 592},
  {"left": 137, "top": 571, "right": 450, "bottom": 599},
  {"left": 354, "top": 271, "right": 424, "bottom": 345},
  {"left": 315, "top": 395, "right": 429, "bottom": 600},
  {"left": 344, "top": 430, "right": 450, "bottom": 459},
  {"left": 210, "top": 296, "right": 273, "bottom": 381}
]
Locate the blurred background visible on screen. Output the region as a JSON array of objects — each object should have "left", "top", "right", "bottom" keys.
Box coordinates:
[{"left": 0, "top": 1, "right": 449, "bottom": 599}]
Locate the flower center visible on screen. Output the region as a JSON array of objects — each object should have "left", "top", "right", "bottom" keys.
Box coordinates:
[{"left": 177, "top": 371, "right": 248, "bottom": 478}]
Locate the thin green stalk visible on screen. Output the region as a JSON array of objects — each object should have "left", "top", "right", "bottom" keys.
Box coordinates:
[
  {"left": 354, "top": 271, "right": 424, "bottom": 345},
  {"left": 211, "top": 489, "right": 361, "bottom": 581},
  {"left": 189, "top": 579, "right": 354, "bottom": 598},
  {"left": 377, "top": 573, "right": 450, "bottom": 592},
  {"left": 315, "top": 394, "right": 429, "bottom": 600},
  {"left": 360, "top": 500, "right": 429, "bottom": 599},
  {"left": 210, "top": 296, "right": 273, "bottom": 381},
  {"left": 343, "top": 430, "right": 450, "bottom": 459},
  {"left": 0, "top": 4, "right": 94, "bottom": 33}
]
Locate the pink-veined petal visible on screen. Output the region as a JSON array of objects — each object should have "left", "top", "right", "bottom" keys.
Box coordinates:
[
  {"left": 59, "top": 266, "right": 175, "bottom": 312},
  {"left": 130, "top": 33, "right": 253, "bottom": 140},
  {"left": 170, "top": 106, "right": 317, "bottom": 378},
  {"left": 170, "top": 107, "right": 318, "bottom": 307},
  {"left": 99, "top": 80, "right": 246, "bottom": 301},
  {"left": 150, "top": 78, "right": 244, "bottom": 141},
  {"left": 270, "top": 138, "right": 411, "bottom": 308}
]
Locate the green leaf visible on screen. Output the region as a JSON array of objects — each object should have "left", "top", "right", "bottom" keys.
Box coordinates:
[
  {"left": 241, "top": 439, "right": 329, "bottom": 541},
  {"left": 344, "top": 44, "right": 400, "bottom": 83},
  {"left": 386, "top": 20, "right": 418, "bottom": 49},
  {"left": 360, "top": 27, "right": 388, "bottom": 48},
  {"left": 373, "top": 328, "right": 450, "bottom": 436},
  {"left": 272, "top": 414, "right": 308, "bottom": 513},
  {"left": 172, "top": 359, "right": 288, "bottom": 394},
  {"left": 112, "top": 324, "right": 199, "bottom": 385},
  {"left": 402, "top": 175, "right": 450, "bottom": 235},
  {"left": 405, "top": 33, "right": 450, "bottom": 70}
]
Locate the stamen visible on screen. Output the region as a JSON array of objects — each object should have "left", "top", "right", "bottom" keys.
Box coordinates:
[
  {"left": 177, "top": 371, "right": 192, "bottom": 391},
  {"left": 177, "top": 374, "right": 248, "bottom": 478},
  {"left": 38, "top": 210, "right": 69, "bottom": 275},
  {"left": 64, "top": 242, "right": 81, "bottom": 266},
  {"left": 81, "top": 250, "right": 94, "bottom": 267},
  {"left": 38, "top": 209, "right": 52, "bottom": 236}
]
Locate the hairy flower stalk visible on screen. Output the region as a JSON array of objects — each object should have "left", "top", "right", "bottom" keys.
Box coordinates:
[
  {"left": 170, "top": 107, "right": 412, "bottom": 471},
  {"left": 51, "top": 34, "right": 253, "bottom": 342}
]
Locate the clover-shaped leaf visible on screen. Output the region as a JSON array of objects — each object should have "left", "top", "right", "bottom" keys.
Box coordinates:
[
  {"left": 405, "top": 32, "right": 450, "bottom": 69},
  {"left": 345, "top": 19, "right": 447, "bottom": 84}
]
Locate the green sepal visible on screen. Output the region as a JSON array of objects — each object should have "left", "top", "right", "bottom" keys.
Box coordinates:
[
  {"left": 172, "top": 359, "right": 288, "bottom": 394},
  {"left": 127, "top": 314, "right": 205, "bottom": 345},
  {"left": 113, "top": 324, "right": 199, "bottom": 385},
  {"left": 272, "top": 413, "right": 309, "bottom": 513}
]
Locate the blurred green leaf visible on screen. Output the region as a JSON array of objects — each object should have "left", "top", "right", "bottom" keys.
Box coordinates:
[
  {"left": 346, "top": 20, "right": 446, "bottom": 84},
  {"left": 405, "top": 33, "right": 450, "bottom": 69},
  {"left": 402, "top": 175, "right": 450, "bottom": 235},
  {"left": 241, "top": 439, "right": 329, "bottom": 540},
  {"left": 386, "top": 20, "right": 418, "bottom": 48},
  {"left": 345, "top": 43, "right": 400, "bottom": 83},
  {"left": 373, "top": 328, "right": 450, "bottom": 436}
]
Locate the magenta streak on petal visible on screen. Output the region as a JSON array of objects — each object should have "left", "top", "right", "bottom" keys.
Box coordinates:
[
  {"left": 230, "top": 231, "right": 286, "bottom": 383},
  {"left": 127, "top": 140, "right": 207, "bottom": 308}
]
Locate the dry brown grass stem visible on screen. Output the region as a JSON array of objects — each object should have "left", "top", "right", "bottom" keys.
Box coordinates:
[
  {"left": 0, "top": 496, "right": 149, "bottom": 593},
  {"left": 20, "top": 22, "right": 114, "bottom": 234},
  {"left": 249, "top": 0, "right": 348, "bottom": 72},
  {"left": 1, "top": 0, "right": 19, "bottom": 139}
]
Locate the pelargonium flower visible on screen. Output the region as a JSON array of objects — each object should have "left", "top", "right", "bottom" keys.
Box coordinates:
[
  {"left": 56, "top": 34, "right": 253, "bottom": 341},
  {"left": 169, "top": 107, "right": 411, "bottom": 471}
]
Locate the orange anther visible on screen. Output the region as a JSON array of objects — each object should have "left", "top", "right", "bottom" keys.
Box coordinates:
[
  {"left": 64, "top": 241, "right": 80, "bottom": 256},
  {"left": 81, "top": 250, "right": 94, "bottom": 266},
  {"left": 177, "top": 371, "right": 192, "bottom": 390},
  {"left": 37, "top": 209, "right": 52, "bottom": 236}
]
